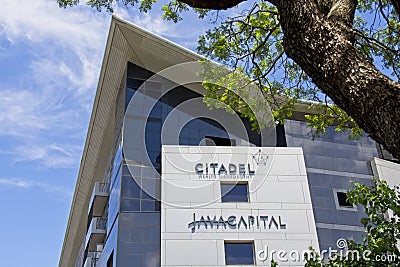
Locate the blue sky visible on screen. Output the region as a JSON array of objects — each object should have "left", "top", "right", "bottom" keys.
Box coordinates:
[
  {"left": 0, "top": 1, "right": 214, "bottom": 266},
  {"left": 0, "top": 1, "right": 396, "bottom": 266}
]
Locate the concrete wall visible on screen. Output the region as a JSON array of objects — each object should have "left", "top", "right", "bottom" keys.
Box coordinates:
[{"left": 371, "top": 157, "right": 400, "bottom": 187}]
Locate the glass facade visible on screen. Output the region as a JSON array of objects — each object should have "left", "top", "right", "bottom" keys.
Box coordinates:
[
  {"left": 95, "top": 62, "right": 263, "bottom": 267},
  {"left": 108, "top": 143, "right": 121, "bottom": 233}
]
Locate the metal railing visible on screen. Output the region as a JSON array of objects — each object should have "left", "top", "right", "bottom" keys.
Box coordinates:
[
  {"left": 98, "top": 182, "right": 110, "bottom": 193},
  {"left": 86, "top": 251, "right": 101, "bottom": 267},
  {"left": 95, "top": 218, "right": 107, "bottom": 230}
]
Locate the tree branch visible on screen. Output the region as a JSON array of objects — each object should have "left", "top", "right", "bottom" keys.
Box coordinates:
[
  {"left": 389, "top": 0, "right": 400, "bottom": 20},
  {"left": 278, "top": 0, "right": 400, "bottom": 159},
  {"left": 353, "top": 29, "right": 399, "bottom": 54},
  {"left": 178, "top": 0, "right": 281, "bottom": 9},
  {"left": 327, "top": 0, "right": 357, "bottom": 27},
  {"left": 177, "top": 0, "right": 246, "bottom": 10},
  {"left": 185, "top": 0, "right": 400, "bottom": 158}
]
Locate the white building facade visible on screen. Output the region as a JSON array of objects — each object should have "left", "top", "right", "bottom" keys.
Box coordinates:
[{"left": 161, "top": 146, "right": 319, "bottom": 266}]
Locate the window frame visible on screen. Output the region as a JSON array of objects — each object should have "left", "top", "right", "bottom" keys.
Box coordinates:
[
  {"left": 333, "top": 189, "right": 357, "bottom": 211},
  {"left": 224, "top": 240, "right": 255, "bottom": 265},
  {"left": 220, "top": 181, "right": 249, "bottom": 203}
]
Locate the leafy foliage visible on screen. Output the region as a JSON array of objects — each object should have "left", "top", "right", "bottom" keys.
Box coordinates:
[
  {"left": 57, "top": 0, "right": 158, "bottom": 12},
  {"left": 304, "top": 179, "right": 400, "bottom": 266},
  {"left": 196, "top": 0, "right": 399, "bottom": 136},
  {"left": 56, "top": 0, "right": 400, "bottom": 137},
  {"left": 305, "top": 104, "right": 363, "bottom": 140},
  {"left": 347, "top": 179, "right": 400, "bottom": 259},
  {"left": 355, "top": 0, "right": 400, "bottom": 78}
]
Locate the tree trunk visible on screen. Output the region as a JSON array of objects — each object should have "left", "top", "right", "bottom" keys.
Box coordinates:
[
  {"left": 390, "top": 0, "right": 400, "bottom": 21},
  {"left": 180, "top": 0, "right": 400, "bottom": 159},
  {"left": 277, "top": 0, "right": 400, "bottom": 159}
]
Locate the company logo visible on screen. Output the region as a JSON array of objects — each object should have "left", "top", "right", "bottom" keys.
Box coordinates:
[
  {"left": 188, "top": 213, "right": 286, "bottom": 233},
  {"left": 195, "top": 163, "right": 255, "bottom": 175},
  {"left": 252, "top": 149, "right": 269, "bottom": 166},
  {"left": 194, "top": 162, "right": 256, "bottom": 179}
]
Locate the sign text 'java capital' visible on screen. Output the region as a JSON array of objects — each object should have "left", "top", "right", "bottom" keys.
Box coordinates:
[{"left": 188, "top": 213, "right": 286, "bottom": 233}]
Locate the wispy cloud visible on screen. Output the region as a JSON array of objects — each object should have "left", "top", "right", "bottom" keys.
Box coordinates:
[
  {"left": 0, "top": 177, "right": 72, "bottom": 198},
  {"left": 0, "top": 0, "right": 109, "bottom": 106},
  {"left": 0, "top": 0, "right": 108, "bottom": 46},
  {"left": 13, "top": 143, "right": 81, "bottom": 168},
  {"left": 0, "top": 88, "right": 81, "bottom": 136},
  {"left": 0, "top": 0, "right": 211, "bottom": 170},
  {"left": 116, "top": 4, "right": 211, "bottom": 49},
  {"left": 0, "top": 0, "right": 111, "bottom": 168}
]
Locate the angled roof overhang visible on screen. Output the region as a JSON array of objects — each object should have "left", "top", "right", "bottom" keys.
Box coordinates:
[{"left": 58, "top": 15, "right": 209, "bottom": 267}]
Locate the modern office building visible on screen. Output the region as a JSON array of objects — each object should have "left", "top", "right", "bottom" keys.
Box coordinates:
[{"left": 59, "top": 15, "right": 400, "bottom": 267}]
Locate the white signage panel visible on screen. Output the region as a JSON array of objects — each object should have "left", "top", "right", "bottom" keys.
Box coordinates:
[{"left": 161, "top": 146, "right": 319, "bottom": 266}]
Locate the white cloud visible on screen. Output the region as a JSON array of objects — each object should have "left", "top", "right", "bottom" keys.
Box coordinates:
[
  {"left": 0, "top": 0, "right": 110, "bottom": 103},
  {"left": 0, "top": 0, "right": 110, "bottom": 168},
  {"left": 0, "top": 81, "right": 85, "bottom": 168},
  {"left": 0, "top": 0, "right": 108, "bottom": 45},
  {"left": 131, "top": 12, "right": 185, "bottom": 37},
  {"left": 115, "top": 3, "right": 211, "bottom": 48},
  {"left": 0, "top": 177, "right": 72, "bottom": 198},
  {"left": 0, "top": 0, "right": 211, "bottom": 169},
  {"left": 0, "top": 87, "right": 81, "bottom": 136},
  {"left": 14, "top": 143, "right": 81, "bottom": 168},
  {"left": 0, "top": 142, "right": 81, "bottom": 168}
]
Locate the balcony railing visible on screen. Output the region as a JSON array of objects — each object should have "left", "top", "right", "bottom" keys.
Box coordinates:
[
  {"left": 88, "top": 182, "right": 109, "bottom": 217},
  {"left": 95, "top": 218, "right": 107, "bottom": 230},
  {"left": 85, "top": 217, "right": 107, "bottom": 252},
  {"left": 84, "top": 251, "right": 101, "bottom": 267},
  {"left": 98, "top": 182, "right": 110, "bottom": 193}
]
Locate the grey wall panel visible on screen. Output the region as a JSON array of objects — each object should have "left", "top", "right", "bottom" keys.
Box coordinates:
[{"left": 284, "top": 120, "right": 377, "bottom": 249}]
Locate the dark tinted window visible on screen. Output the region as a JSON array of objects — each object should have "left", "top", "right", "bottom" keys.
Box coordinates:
[
  {"left": 337, "top": 192, "right": 353, "bottom": 207},
  {"left": 221, "top": 183, "right": 248, "bottom": 202},
  {"left": 376, "top": 143, "right": 399, "bottom": 163},
  {"left": 276, "top": 124, "right": 287, "bottom": 147},
  {"left": 205, "top": 136, "right": 236, "bottom": 146},
  {"left": 107, "top": 251, "right": 113, "bottom": 267},
  {"left": 224, "top": 242, "right": 254, "bottom": 265}
]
